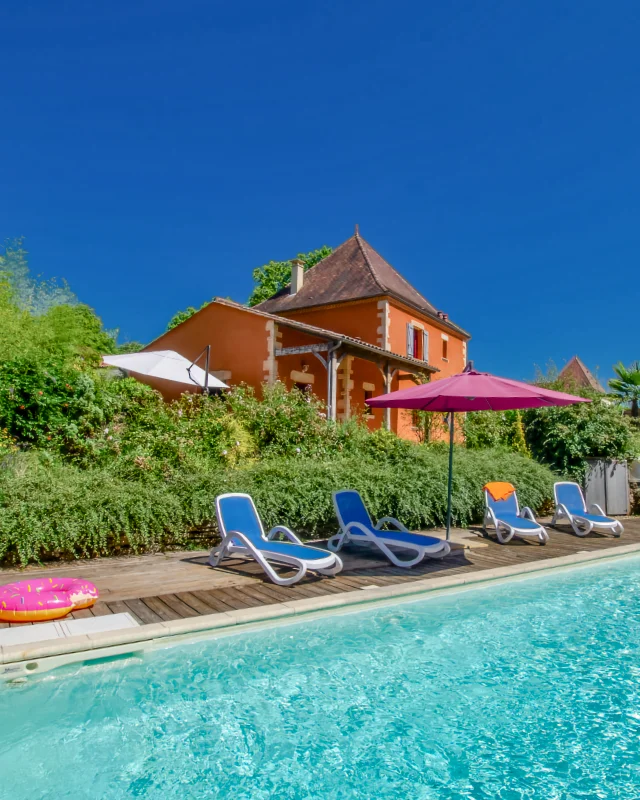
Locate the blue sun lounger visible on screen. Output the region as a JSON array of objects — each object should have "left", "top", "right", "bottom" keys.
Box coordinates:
[
  {"left": 483, "top": 484, "right": 549, "bottom": 545},
  {"left": 328, "top": 490, "right": 450, "bottom": 567},
  {"left": 552, "top": 481, "right": 624, "bottom": 537},
  {"left": 210, "top": 493, "right": 343, "bottom": 586}
]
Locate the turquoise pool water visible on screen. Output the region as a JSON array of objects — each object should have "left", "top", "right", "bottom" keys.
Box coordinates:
[{"left": 2, "top": 558, "right": 640, "bottom": 799}]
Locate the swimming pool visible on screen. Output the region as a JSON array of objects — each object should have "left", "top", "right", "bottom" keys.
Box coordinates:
[{"left": 2, "top": 557, "right": 640, "bottom": 799}]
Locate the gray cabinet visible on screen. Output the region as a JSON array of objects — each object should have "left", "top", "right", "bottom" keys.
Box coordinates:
[{"left": 585, "top": 460, "right": 629, "bottom": 516}]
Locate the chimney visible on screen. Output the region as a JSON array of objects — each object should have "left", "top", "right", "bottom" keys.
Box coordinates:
[{"left": 290, "top": 259, "right": 304, "bottom": 295}]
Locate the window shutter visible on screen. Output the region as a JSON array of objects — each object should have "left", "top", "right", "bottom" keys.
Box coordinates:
[
  {"left": 422, "top": 330, "right": 429, "bottom": 363},
  {"left": 406, "top": 323, "right": 414, "bottom": 357}
]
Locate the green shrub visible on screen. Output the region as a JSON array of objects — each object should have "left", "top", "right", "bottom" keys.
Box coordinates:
[
  {"left": 226, "top": 382, "right": 369, "bottom": 459},
  {"left": 0, "top": 358, "right": 109, "bottom": 455},
  {"left": 524, "top": 389, "right": 636, "bottom": 478},
  {"left": 465, "top": 409, "right": 530, "bottom": 456},
  {"left": 0, "top": 447, "right": 556, "bottom": 565}
]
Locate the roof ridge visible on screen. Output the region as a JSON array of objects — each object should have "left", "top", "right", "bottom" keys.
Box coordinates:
[
  {"left": 354, "top": 233, "right": 386, "bottom": 293},
  {"left": 356, "top": 233, "right": 433, "bottom": 307}
]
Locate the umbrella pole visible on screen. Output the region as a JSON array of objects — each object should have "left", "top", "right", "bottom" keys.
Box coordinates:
[{"left": 446, "top": 411, "right": 454, "bottom": 541}]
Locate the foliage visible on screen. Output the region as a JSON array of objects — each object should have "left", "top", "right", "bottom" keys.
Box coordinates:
[
  {"left": 0, "top": 446, "right": 556, "bottom": 565},
  {"left": 523, "top": 385, "right": 636, "bottom": 478},
  {"left": 0, "top": 358, "right": 114, "bottom": 458},
  {"left": 114, "top": 340, "right": 145, "bottom": 354},
  {"left": 609, "top": 361, "right": 640, "bottom": 417},
  {"left": 0, "top": 280, "right": 114, "bottom": 367},
  {"left": 247, "top": 246, "right": 332, "bottom": 306},
  {"left": 0, "top": 238, "right": 77, "bottom": 314},
  {"left": 225, "top": 381, "right": 366, "bottom": 459},
  {"left": 465, "top": 410, "right": 530, "bottom": 456},
  {"left": 509, "top": 410, "right": 530, "bottom": 456}
]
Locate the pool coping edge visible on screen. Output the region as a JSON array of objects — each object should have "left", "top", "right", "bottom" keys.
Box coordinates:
[{"left": 2, "top": 541, "right": 640, "bottom": 675}]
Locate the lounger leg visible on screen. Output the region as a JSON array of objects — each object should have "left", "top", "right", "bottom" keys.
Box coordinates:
[
  {"left": 570, "top": 517, "right": 592, "bottom": 537},
  {"left": 423, "top": 541, "right": 451, "bottom": 559},
  {"left": 327, "top": 531, "right": 347, "bottom": 552},
  {"left": 209, "top": 533, "right": 236, "bottom": 567},
  {"left": 210, "top": 532, "right": 309, "bottom": 586},
  {"left": 316, "top": 555, "right": 343, "bottom": 576},
  {"left": 496, "top": 524, "right": 514, "bottom": 545}
]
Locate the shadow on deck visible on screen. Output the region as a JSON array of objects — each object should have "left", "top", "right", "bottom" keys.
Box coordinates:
[{"left": 1, "top": 518, "right": 639, "bottom": 628}]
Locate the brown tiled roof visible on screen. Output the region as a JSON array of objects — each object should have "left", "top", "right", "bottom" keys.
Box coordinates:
[
  {"left": 558, "top": 356, "right": 605, "bottom": 393},
  {"left": 256, "top": 232, "right": 469, "bottom": 338}
]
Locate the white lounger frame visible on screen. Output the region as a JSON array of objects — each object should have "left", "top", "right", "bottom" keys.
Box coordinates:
[
  {"left": 483, "top": 490, "right": 549, "bottom": 545},
  {"left": 551, "top": 481, "right": 623, "bottom": 537},
  {"left": 328, "top": 491, "right": 451, "bottom": 568},
  {"left": 210, "top": 493, "right": 343, "bottom": 586}
]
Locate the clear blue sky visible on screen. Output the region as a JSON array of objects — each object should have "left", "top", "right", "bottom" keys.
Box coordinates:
[{"left": 2, "top": 0, "right": 639, "bottom": 382}]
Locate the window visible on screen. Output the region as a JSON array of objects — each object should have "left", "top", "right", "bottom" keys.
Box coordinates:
[
  {"left": 364, "top": 389, "right": 374, "bottom": 403},
  {"left": 442, "top": 337, "right": 448, "bottom": 360},
  {"left": 407, "top": 324, "right": 428, "bottom": 361},
  {"left": 412, "top": 327, "right": 421, "bottom": 360}
]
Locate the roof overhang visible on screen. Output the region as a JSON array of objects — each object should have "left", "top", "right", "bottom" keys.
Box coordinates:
[{"left": 214, "top": 298, "right": 438, "bottom": 375}]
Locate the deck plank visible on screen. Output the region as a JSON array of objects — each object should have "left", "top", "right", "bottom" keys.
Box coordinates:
[{"left": 2, "top": 520, "right": 638, "bottom": 631}]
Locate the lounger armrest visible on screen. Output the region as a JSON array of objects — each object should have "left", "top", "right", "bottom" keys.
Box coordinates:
[
  {"left": 589, "top": 503, "right": 606, "bottom": 516},
  {"left": 375, "top": 516, "right": 409, "bottom": 533},
  {"left": 345, "top": 521, "right": 377, "bottom": 538},
  {"left": 520, "top": 507, "right": 537, "bottom": 522},
  {"left": 267, "top": 525, "right": 302, "bottom": 544},
  {"left": 223, "top": 530, "right": 255, "bottom": 549}
]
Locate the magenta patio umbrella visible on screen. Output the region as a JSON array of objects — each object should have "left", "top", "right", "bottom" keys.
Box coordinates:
[{"left": 366, "top": 364, "right": 589, "bottom": 540}]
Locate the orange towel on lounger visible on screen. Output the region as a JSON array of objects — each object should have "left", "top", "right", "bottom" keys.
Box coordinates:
[{"left": 483, "top": 482, "right": 516, "bottom": 502}]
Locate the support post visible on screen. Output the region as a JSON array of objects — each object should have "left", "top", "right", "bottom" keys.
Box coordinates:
[
  {"left": 446, "top": 411, "right": 455, "bottom": 541},
  {"left": 327, "top": 344, "right": 340, "bottom": 421},
  {"left": 383, "top": 362, "right": 392, "bottom": 431}
]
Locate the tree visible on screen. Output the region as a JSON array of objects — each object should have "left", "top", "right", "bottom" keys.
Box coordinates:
[
  {"left": 609, "top": 361, "right": 640, "bottom": 417},
  {"left": 247, "top": 246, "right": 332, "bottom": 307},
  {"left": 0, "top": 238, "right": 77, "bottom": 314},
  {"left": 115, "top": 341, "right": 144, "bottom": 354},
  {"left": 166, "top": 305, "right": 202, "bottom": 331}
]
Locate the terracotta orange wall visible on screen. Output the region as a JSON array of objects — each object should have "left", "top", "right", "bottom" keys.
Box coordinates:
[
  {"left": 387, "top": 301, "right": 468, "bottom": 442},
  {"left": 142, "top": 303, "right": 271, "bottom": 398},
  {"left": 278, "top": 299, "right": 382, "bottom": 348},
  {"left": 275, "top": 324, "right": 329, "bottom": 406},
  {"left": 387, "top": 302, "right": 467, "bottom": 378}
]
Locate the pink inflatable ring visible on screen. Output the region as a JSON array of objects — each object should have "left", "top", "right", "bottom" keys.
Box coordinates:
[{"left": 0, "top": 578, "right": 99, "bottom": 623}]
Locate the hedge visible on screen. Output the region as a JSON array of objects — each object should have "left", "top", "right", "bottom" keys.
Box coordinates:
[{"left": 0, "top": 447, "right": 556, "bottom": 566}]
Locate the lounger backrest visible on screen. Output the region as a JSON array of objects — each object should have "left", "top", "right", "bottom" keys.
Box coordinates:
[
  {"left": 216, "top": 493, "right": 265, "bottom": 547},
  {"left": 333, "top": 490, "right": 374, "bottom": 531},
  {"left": 554, "top": 482, "right": 586, "bottom": 514},
  {"left": 485, "top": 490, "right": 519, "bottom": 516}
]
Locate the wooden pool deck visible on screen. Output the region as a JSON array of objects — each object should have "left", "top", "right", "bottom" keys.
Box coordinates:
[{"left": 2, "top": 517, "right": 639, "bottom": 629}]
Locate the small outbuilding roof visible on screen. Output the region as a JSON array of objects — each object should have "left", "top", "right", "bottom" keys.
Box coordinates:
[{"left": 558, "top": 356, "right": 604, "bottom": 393}]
